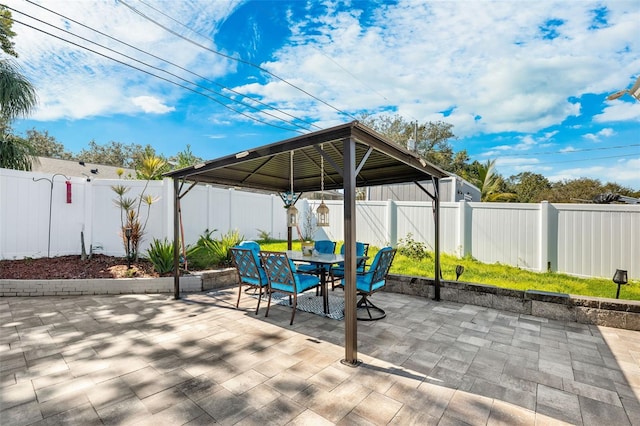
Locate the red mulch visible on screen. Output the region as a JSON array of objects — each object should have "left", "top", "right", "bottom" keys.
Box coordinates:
[{"left": 0, "top": 254, "right": 160, "bottom": 279}]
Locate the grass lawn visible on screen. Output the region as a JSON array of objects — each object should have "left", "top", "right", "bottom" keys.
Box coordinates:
[{"left": 258, "top": 241, "right": 640, "bottom": 301}]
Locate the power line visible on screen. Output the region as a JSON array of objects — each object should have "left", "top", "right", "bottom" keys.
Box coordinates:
[
  {"left": 496, "top": 143, "right": 640, "bottom": 157},
  {"left": 11, "top": 6, "right": 314, "bottom": 133},
  {"left": 506, "top": 153, "right": 637, "bottom": 166},
  {"left": 22, "top": 0, "right": 320, "bottom": 132},
  {"left": 12, "top": 17, "right": 306, "bottom": 134},
  {"left": 117, "top": 0, "right": 359, "bottom": 122}
]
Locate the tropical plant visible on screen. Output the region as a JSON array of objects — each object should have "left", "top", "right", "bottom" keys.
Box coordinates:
[
  {"left": 0, "top": 56, "right": 38, "bottom": 170},
  {"left": 0, "top": 59, "right": 37, "bottom": 122},
  {"left": 185, "top": 229, "right": 243, "bottom": 269},
  {"left": 0, "top": 133, "right": 38, "bottom": 170},
  {"left": 257, "top": 228, "right": 274, "bottom": 243},
  {"left": 146, "top": 238, "right": 174, "bottom": 274},
  {"left": 464, "top": 159, "right": 516, "bottom": 202},
  {"left": 212, "top": 229, "right": 243, "bottom": 266},
  {"left": 111, "top": 154, "right": 164, "bottom": 260}
]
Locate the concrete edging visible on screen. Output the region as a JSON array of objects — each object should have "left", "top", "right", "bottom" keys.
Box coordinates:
[{"left": 0, "top": 268, "right": 238, "bottom": 297}]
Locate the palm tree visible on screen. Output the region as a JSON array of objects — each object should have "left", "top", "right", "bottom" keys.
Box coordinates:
[
  {"left": 0, "top": 59, "right": 37, "bottom": 120},
  {"left": 467, "top": 159, "right": 516, "bottom": 202},
  {"left": 0, "top": 59, "right": 38, "bottom": 170}
]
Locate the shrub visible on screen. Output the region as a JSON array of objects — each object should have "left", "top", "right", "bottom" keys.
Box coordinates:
[
  {"left": 257, "top": 228, "right": 274, "bottom": 243},
  {"left": 397, "top": 233, "right": 431, "bottom": 261},
  {"left": 147, "top": 238, "right": 174, "bottom": 274},
  {"left": 186, "top": 229, "right": 243, "bottom": 269}
]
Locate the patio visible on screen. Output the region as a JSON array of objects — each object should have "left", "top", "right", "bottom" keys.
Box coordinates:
[{"left": 2, "top": 289, "right": 639, "bottom": 425}]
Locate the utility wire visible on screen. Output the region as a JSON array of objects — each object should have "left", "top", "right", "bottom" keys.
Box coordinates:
[
  {"left": 136, "top": 0, "right": 406, "bottom": 123},
  {"left": 507, "top": 153, "right": 636, "bottom": 166},
  {"left": 11, "top": 6, "right": 312, "bottom": 133},
  {"left": 23, "top": 0, "right": 320, "bottom": 131},
  {"left": 12, "top": 18, "right": 306, "bottom": 133},
  {"left": 117, "top": 0, "right": 359, "bottom": 122},
  {"left": 496, "top": 143, "right": 640, "bottom": 157}
]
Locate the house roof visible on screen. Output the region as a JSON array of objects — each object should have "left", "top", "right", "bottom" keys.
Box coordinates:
[
  {"left": 164, "top": 121, "right": 449, "bottom": 192},
  {"left": 32, "top": 157, "right": 135, "bottom": 180}
]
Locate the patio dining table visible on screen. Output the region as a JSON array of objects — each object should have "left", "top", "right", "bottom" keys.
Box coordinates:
[{"left": 286, "top": 250, "right": 365, "bottom": 316}]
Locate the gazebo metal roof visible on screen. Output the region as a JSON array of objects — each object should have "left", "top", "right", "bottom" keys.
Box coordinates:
[
  {"left": 164, "top": 121, "right": 448, "bottom": 191},
  {"left": 165, "top": 120, "right": 448, "bottom": 366}
]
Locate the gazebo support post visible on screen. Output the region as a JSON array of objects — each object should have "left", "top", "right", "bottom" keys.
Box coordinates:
[
  {"left": 342, "top": 137, "right": 360, "bottom": 366},
  {"left": 414, "top": 179, "right": 441, "bottom": 301},
  {"left": 433, "top": 177, "right": 441, "bottom": 301},
  {"left": 173, "top": 178, "right": 180, "bottom": 300}
]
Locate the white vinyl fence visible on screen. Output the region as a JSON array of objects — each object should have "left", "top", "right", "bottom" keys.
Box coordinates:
[{"left": 1, "top": 168, "right": 638, "bottom": 280}]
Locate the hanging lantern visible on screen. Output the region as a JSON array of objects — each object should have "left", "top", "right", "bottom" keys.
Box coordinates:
[
  {"left": 287, "top": 151, "right": 298, "bottom": 228},
  {"left": 287, "top": 204, "right": 299, "bottom": 227},
  {"left": 316, "top": 144, "right": 330, "bottom": 227},
  {"left": 316, "top": 201, "right": 329, "bottom": 227}
]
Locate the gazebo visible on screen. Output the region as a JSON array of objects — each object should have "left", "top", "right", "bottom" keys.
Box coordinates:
[{"left": 164, "top": 121, "right": 449, "bottom": 365}]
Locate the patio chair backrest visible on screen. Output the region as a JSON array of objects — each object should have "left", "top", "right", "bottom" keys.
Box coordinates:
[
  {"left": 338, "top": 242, "right": 370, "bottom": 272},
  {"left": 230, "top": 246, "right": 268, "bottom": 287},
  {"left": 314, "top": 240, "right": 336, "bottom": 254},
  {"left": 358, "top": 247, "right": 396, "bottom": 292},
  {"left": 259, "top": 251, "right": 299, "bottom": 293}
]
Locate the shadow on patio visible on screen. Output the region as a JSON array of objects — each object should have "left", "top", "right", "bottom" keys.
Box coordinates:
[{"left": 1, "top": 288, "right": 639, "bottom": 425}]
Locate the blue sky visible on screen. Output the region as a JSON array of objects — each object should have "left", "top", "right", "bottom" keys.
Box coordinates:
[{"left": 5, "top": 0, "right": 640, "bottom": 189}]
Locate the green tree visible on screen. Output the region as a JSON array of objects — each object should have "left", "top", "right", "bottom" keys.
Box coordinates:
[
  {"left": 0, "top": 59, "right": 37, "bottom": 123},
  {"left": 77, "top": 140, "right": 163, "bottom": 169},
  {"left": 507, "top": 172, "right": 552, "bottom": 203},
  {"left": 168, "top": 144, "right": 203, "bottom": 169},
  {"left": 0, "top": 7, "right": 38, "bottom": 171},
  {"left": 0, "top": 132, "right": 37, "bottom": 170},
  {"left": 359, "top": 113, "right": 467, "bottom": 173},
  {"left": 464, "top": 159, "right": 516, "bottom": 202},
  {"left": 0, "top": 5, "right": 18, "bottom": 58},
  {"left": 545, "top": 178, "right": 604, "bottom": 203},
  {"left": 26, "top": 128, "right": 74, "bottom": 159}
]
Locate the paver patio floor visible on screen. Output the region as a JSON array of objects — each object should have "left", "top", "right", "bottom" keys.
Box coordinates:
[{"left": 1, "top": 288, "right": 639, "bottom": 425}]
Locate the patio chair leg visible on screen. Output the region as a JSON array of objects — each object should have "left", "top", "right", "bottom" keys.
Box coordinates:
[
  {"left": 265, "top": 289, "right": 272, "bottom": 318},
  {"left": 254, "top": 287, "right": 262, "bottom": 315},
  {"left": 290, "top": 294, "right": 297, "bottom": 325},
  {"left": 356, "top": 294, "right": 386, "bottom": 321}
]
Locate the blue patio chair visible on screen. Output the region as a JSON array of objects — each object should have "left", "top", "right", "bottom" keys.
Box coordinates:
[
  {"left": 229, "top": 241, "right": 268, "bottom": 315},
  {"left": 296, "top": 240, "right": 336, "bottom": 275},
  {"left": 259, "top": 251, "right": 320, "bottom": 325},
  {"left": 354, "top": 246, "right": 396, "bottom": 321},
  {"left": 330, "top": 242, "right": 370, "bottom": 290}
]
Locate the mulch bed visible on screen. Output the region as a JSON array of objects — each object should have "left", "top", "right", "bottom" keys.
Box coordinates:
[{"left": 0, "top": 254, "right": 160, "bottom": 279}]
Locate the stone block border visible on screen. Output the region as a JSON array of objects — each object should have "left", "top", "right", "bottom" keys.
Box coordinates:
[
  {"left": 385, "top": 274, "right": 640, "bottom": 331},
  {"left": 2, "top": 269, "right": 638, "bottom": 331}
]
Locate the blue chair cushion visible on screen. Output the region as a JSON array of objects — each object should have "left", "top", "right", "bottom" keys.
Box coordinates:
[{"left": 270, "top": 273, "right": 319, "bottom": 293}]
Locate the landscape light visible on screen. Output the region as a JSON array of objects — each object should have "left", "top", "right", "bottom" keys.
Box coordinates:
[{"left": 612, "top": 269, "right": 628, "bottom": 299}]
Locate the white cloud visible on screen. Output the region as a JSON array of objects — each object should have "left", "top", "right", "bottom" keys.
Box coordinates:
[
  {"left": 131, "top": 96, "right": 174, "bottom": 114},
  {"left": 594, "top": 102, "right": 640, "bottom": 123},
  {"left": 7, "top": 0, "right": 239, "bottom": 121},
  {"left": 547, "top": 157, "right": 640, "bottom": 186},
  {"left": 583, "top": 127, "right": 617, "bottom": 142}
]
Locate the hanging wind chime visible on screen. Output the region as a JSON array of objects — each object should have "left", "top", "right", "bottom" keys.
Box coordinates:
[{"left": 316, "top": 144, "right": 330, "bottom": 227}]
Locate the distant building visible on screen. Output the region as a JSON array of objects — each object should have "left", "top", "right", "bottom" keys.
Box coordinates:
[
  {"left": 367, "top": 175, "right": 481, "bottom": 202},
  {"left": 32, "top": 157, "right": 135, "bottom": 180}
]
